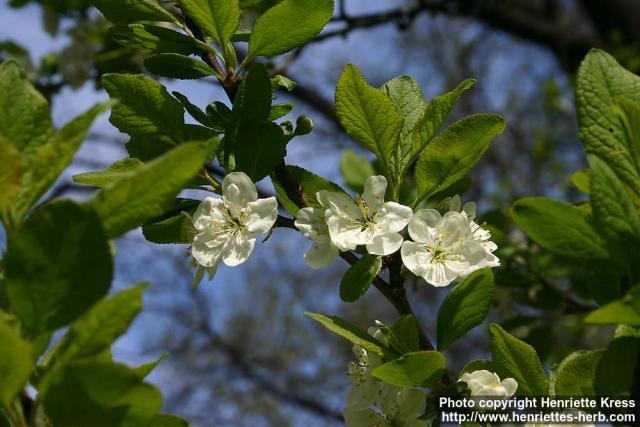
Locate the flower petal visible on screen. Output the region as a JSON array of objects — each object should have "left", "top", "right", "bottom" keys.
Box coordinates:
[
  {"left": 192, "top": 197, "right": 226, "bottom": 231},
  {"left": 245, "top": 197, "right": 278, "bottom": 234},
  {"left": 500, "top": 377, "right": 518, "bottom": 396},
  {"left": 361, "top": 175, "right": 387, "bottom": 212},
  {"left": 304, "top": 240, "right": 339, "bottom": 269},
  {"left": 327, "top": 215, "right": 367, "bottom": 250},
  {"left": 294, "top": 207, "right": 327, "bottom": 240},
  {"left": 191, "top": 232, "right": 224, "bottom": 268},
  {"left": 366, "top": 232, "right": 403, "bottom": 255},
  {"left": 222, "top": 172, "right": 258, "bottom": 208},
  {"left": 408, "top": 210, "right": 441, "bottom": 244},
  {"left": 318, "top": 190, "right": 360, "bottom": 218},
  {"left": 222, "top": 230, "right": 256, "bottom": 266},
  {"left": 401, "top": 241, "right": 430, "bottom": 276},
  {"left": 422, "top": 262, "right": 458, "bottom": 287},
  {"left": 377, "top": 202, "right": 412, "bottom": 233}
]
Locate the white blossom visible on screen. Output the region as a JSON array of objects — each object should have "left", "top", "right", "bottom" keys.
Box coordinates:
[
  {"left": 344, "top": 327, "right": 427, "bottom": 427},
  {"left": 401, "top": 209, "right": 487, "bottom": 287},
  {"left": 318, "top": 176, "right": 413, "bottom": 256},
  {"left": 294, "top": 205, "right": 339, "bottom": 269},
  {"left": 459, "top": 370, "right": 517, "bottom": 397},
  {"left": 190, "top": 172, "right": 277, "bottom": 282}
]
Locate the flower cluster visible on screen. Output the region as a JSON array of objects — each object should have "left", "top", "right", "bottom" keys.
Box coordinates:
[{"left": 295, "top": 176, "right": 499, "bottom": 287}]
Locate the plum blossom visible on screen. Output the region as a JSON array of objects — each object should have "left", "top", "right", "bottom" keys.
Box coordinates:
[
  {"left": 344, "top": 324, "right": 427, "bottom": 427},
  {"left": 294, "top": 203, "right": 339, "bottom": 269},
  {"left": 190, "top": 172, "right": 277, "bottom": 284},
  {"left": 459, "top": 370, "right": 517, "bottom": 397},
  {"left": 401, "top": 209, "right": 488, "bottom": 287},
  {"left": 318, "top": 176, "right": 413, "bottom": 256}
]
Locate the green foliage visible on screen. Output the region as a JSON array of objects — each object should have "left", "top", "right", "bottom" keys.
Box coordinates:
[
  {"left": 40, "top": 360, "right": 163, "bottom": 427},
  {"left": 415, "top": 114, "right": 505, "bottom": 202},
  {"left": 437, "top": 269, "right": 494, "bottom": 351},
  {"left": 589, "top": 155, "right": 640, "bottom": 260},
  {"left": 339, "top": 255, "right": 382, "bottom": 303},
  {"left": 234, "top": 122, "right": 287, "bottom": 181},
  {"left": 144, "top": 54, "right": 217, "bottom": 79},
  {"left": 490, "top": 324, "right": 548, "bottom": 396},
  {"left": 511, "top": 197, "right": 609, "bottom": 259},
  {"left": 576, "top": 49, "right": 640, "bottom": 196},
  {"left": 594, "top": 336, "right": 640, "bottom": 397},
  {"left": 339, "top": 149, "right": 375, "bottom": 194},
  {"left": 549, "top": 350, "right": 602, "bottom": 396},
  {"left": 246, "top": 0, "right": 334, "bottom": 60},
  {"left": 585, "top": 286, "right": 640, "bottom": 326},
  {"left": 150, "top": 414, "right": 192, "bottom": 427},
  {"left": 88, "top": 142, "right": 209, "bottom": 238},
  {"left": 370, "top": 351, "right": 446, "bottom": 389},
  {"left": 142, "top": 198, "right": 199, "bottom": 244},
  {"left": 380, "top": 76, "right": 475, "bottom": 181},
  {"left": 384, "top": 315, "right": 421, "bottom": 355},
  {"left": 178, "top": 0, "right": 240, "bottom": 49},
  {"left": 0, "top": 322, "right": 32, "bottom": 407},
  {"left": 3, "top": 200, "right": 112, "bottom": 337},
  {"left": 336, "top": 64, "right": 403, "bottom": 183},
  {"left": 102, "top": 73, "right": 185, "bottom": 161},
  {"left": 39, "top": 285, "right": 147, "bottom": 386},
  {"left": 273, "top": 165, "right": 346, "bottom": 215},
  {"left": 93, "top": 0, "right": 179, "bottom": 25},
  {"left": 109, "top": 24, "right": 215, "bottom": 55},
  {"left": 73, "top": 158, "right": 145, "bottom": 187},
  {"left": 304, "top": 312, "right": 389, "bottom": 357}
]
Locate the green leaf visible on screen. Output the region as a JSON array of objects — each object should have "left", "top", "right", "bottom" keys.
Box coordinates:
[
  {"left": 3, "top": 200, "right": 112, "bottom": 337},
  {"left": 380, "top": 76, "right": 425, "bottom": 142},
  {"left": 178, "top": 0, "right": 240, "bottom": 48},
  {"left": 172, "top": 92, "right": 217, "bottom": 129},
  {"left": 234, "top": 121, "right": 287, "bottom": 181},
  {"left": 585, "top": 286, "right": 640, "bottom": 326},
  {"left": 0, "top": 138, "right": 21, "bottom": 227},
  {"left": 88, "top": 142, "right": 209, "bottom": 238},
  {"left": 576, "top": 49, "right": 640, "bottom": 195},
  {"left": 0, "top": 322, "right": 32, "bottom": 407},
  {"left": 370, "top": 351, "right": 446, "bottom": 388},
  {"left": 73, "top": 158, "right": 145, "bottom": 187},
  {"left": 414, "top": 79, "right": 475, "bottom": 154},
  {"left": 614, "top": 96, "right": 640, "bottom": 171},
  {"left": 339, "top": 255, "right": 382, "bottom": 303},
  {"left": 109, "top": 24, "right": 214, "bottom": 55},
  {"left": 389, "top": 315, "right": 420, "bottom": 354},
  {"left": 490, "top": 324, "right": 548, "bottom": 396},
  {"left": 336, "top": 64, "right": 403, "bottom": 177},
  {"left": 437, "top": 269, "right": 495, "bottom": 351},
  {"left": 102, "top": 73, "right": 184, "bottom": 161},
  {"left": 549, "top": 350, "right": 602, "bottom": 396},
  {"left": 12, "top": 103, "right": 108, "bottom": 218},
  {"left": 268, "top": 102, "right": 295, "bottom": 121},
  {"left": 150, "top": 414, "right": 191, "bottom": 427},
  {"left": 571, "top": 169, "right": 591, "bottom": 194},
  {"left": 93, "top": 0, "right": 179, "bottom": 25},
  {"left": 271, "top": 74, "right": 296, "bottom": 92},
  {"left": 511, "top": 197, "right": 609, "bottom": 259},
  {"left": 415, "top": 114, "right": 505, "bottom": 202},
  {"left": 303, "top": 312, "right": 389, "bottom": 357},
  {"left": 0, "top": 60, "right": 52, "bottom": 153},
  {"left": 594, "top": 336, "right": 640, "bottom": 397},
  {"left": 339, "top": 149, "right": 374, "bottom": 194},
  {"left": 133, "top": 353, "right": 168, "bottom": 379},
  {"left": 246, "top": 0, "right": 334, "bottom": 60},
  {"left": 40, "top": 284, "right": 146, "bottom": 387},
  {"left": 272, "top": 165, "right": 346, "bottom": 215},
  {"left": 460, "top": 359, "right": 493, "bottom": 376},
  {"left": 144, "top": 54, "right": 217, "bottom": 79},
  {"left": 589, "top": 155, "right": 640, "bottom": 259},
  {"left": 142, "top": 199, "right": 200, "bottom": 244},
  {"left": 40, "top": 361, "right": 163, "bottom": 427}
]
